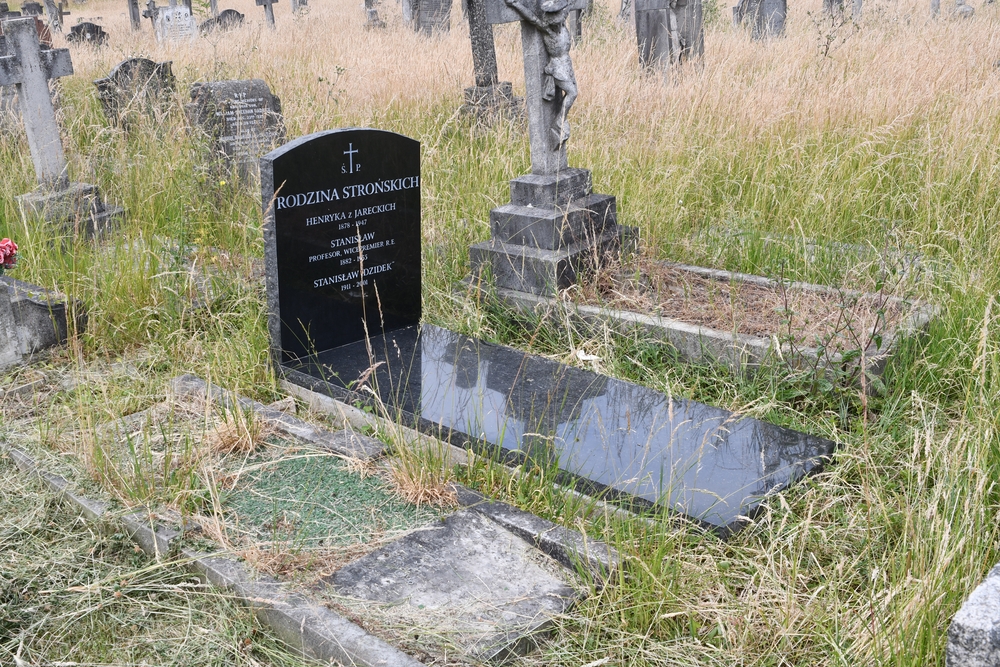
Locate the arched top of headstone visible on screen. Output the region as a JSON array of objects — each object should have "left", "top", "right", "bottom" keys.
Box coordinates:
[
  {"left": 67, "top": 21, "right": 109, "bottom": 45},
  {"left": 262, "top": 128, "right": 422, "bottom": 362},
  {"left": 93, "top": 57, "right": 175, "bottom": 125}
]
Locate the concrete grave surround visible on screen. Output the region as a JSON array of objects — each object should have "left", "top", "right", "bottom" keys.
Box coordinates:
[
  {"left": 187, "top": 78, "right": 284, "bottom": 178},
  {"left": 0, "top": 18, "right": 122, "bottom": 234},
  {"left": 94, "top": 57, "right": 175, "bottom": 125},
  {"left": 329, "top": 509, "right": 579, "bottom": 661}
]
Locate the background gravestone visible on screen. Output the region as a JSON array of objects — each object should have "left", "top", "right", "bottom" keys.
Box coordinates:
[
  {"left": 94, "top": 57, "right": 175, "bottom": 126},
  {"left": 154, "top": 4, "right": 197, "bottom": 41},
  {"left": 187, "top": 78, "right": 284, "bottom": 179},
  {"left": 412, "top": 0, "right": 451, "bottom": 33},
  {"left": 733, "top": 0, "right": 785, "bottom": 38},
  {"left": 635, "top": 0, "right": 703, "bottom": 70},
  {"left": 67, "top": 21, "right": 109, "bottom": 45},
  {"left": 199, "top": 8, "right": 243, "bottom": 32},
  {"left": 261, "top": 128, "right": 421, "bottom": 364}
]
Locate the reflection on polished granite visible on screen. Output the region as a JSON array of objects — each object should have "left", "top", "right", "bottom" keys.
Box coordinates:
[{"left": 283, "top": 325, "right": 835, "bottom": 534}]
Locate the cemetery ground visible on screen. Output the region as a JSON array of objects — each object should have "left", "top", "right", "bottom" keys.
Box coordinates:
[{"left": 1, "top": 0, "right": 999, "bottom": 664}]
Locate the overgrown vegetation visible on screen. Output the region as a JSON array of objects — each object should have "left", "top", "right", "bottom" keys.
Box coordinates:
[{"left": 2, "top": 0, "right": 999, "bottom": 664}]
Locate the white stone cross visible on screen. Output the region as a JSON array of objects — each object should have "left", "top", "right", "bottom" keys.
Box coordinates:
[
  {"left": 0, "top": 17, "right": 72, "bottom": 188},
  {"left": 486, "top": 0, "right": 586, "bottom": 175}
]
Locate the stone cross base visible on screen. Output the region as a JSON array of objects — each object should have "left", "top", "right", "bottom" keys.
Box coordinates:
[
  {"left": 469, "top": 168, "right": 628, "bottom": 296},
  {"left": 460, "top": 81, "right": 524, "bottom": 124},
  {"left": 17, "top": 182, "right": 124, "bottom": 238}
]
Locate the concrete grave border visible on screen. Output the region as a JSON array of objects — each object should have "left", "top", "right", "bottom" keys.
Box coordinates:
[
  {"left": 478, "top": 261, "right": 938, "bottom": 381},
  {"left": 0, "top": 375, "right": 619, "bottom": 665}
]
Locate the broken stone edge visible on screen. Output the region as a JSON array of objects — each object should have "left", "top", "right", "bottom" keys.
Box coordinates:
[
  {"left": 471, "top": 261, "right": 938, "bottom": 382},
  {"left": 948, "top": 562, "right": 1000, "bottom": 667},
  {"left": 0, "top": 440, "right": 425, "bottom": 667}
]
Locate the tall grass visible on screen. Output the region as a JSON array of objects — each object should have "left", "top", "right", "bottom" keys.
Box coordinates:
[{"left": 1, "top": 0, "right": 1000, "bottom": 664}]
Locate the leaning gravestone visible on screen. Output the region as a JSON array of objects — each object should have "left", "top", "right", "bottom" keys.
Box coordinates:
[
  {"left": 265, "top": 128, "right": 836, "bottom": 535},
  {"left": 635, "top": 0, "right": 703, "bottom": 70},
  {"left": 0, "top": 17, "right": 122, "bottom": 236},
  {"left": 187, "top": 78, "right": 284, "bottom": 179},
  {"left": 733, "top": 0, "right": 785, "bottom": 38},
  {"left": 94, "top": 57, "right": 175, "bottom": 126},
  {"left": 154, "top": 3, "right": 197, "bottom": 41},
  {"left": 66, "top": 21, "right": 109, "bottom": 45}
]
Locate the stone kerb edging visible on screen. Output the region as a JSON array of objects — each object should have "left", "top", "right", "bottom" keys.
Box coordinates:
[
  {"left": 948, "top": 563, "right": 1000, "bottom": 666},
  {"left": 484, "top": 261, "right": 938, "bottom": 381},
  {"left": 0, "top": 441, "right": 425, "bottom": 667}
]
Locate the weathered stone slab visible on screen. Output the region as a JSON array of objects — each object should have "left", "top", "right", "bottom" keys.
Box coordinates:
[
  {"left": 949, "top": 564, "right": 1000, "bottom": 666},
  {"left": 328, "top": 508, "right": 579, "bottom": 662},
  {"left": 94, "top": 57, "right": 175, "bottom": 126}
]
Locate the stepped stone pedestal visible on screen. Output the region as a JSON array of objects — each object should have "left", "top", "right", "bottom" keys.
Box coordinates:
[{"left": 469, "top": 168, "right": 624, "bottom": 296}]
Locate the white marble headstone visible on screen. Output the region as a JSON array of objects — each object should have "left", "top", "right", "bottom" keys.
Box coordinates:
[{"left": 154, "top": 5, "right": 197, "bottom": 42}]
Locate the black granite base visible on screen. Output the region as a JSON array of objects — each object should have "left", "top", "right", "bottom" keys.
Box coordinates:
[{"left": 282, "top": 324, "right": 835, "bottom": 537}]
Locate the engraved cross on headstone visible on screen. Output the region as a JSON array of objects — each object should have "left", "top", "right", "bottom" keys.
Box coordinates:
[
  {"left": 256, "top": 0, "right": 277, "bottom": 28},
  {"left": 486, "top": 0, "right": 585, "bottom": 175},
  {"left": 0, "top": 17, "right": 72, "bottom": 188}
]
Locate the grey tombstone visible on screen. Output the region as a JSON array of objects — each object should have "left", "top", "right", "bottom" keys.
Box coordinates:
[
  {"left": 20, "top": 2, "right": 42, "bottom": 15},
  {"left": 413, "top": 0, "right": 452, "bottom": 33},
  {"left": 67, "top": 22, "right": 109, "bottom": 45},
  {"left": 255, "top": 0, "right": 276, "bottom": 28},
  {"left": 154, "top": 4, "right": 197, "bottom": 41},
  {"left": 0, "top": 18, "right": 122, "bottom": 235},
  {"left": 635, "top": 0, "right": 703, "bottom": 70},
  {"left": 187, "top": 78, "right": 284, "bottom": 179},
  {"left": 468, "top": 0, "right": 625, "bottom": 297},
  {"left": 733, "top": 0, "right": 785, "bottom": 38},
  {"left": 364, "top": 0, "right": 385, "bottom": 28},
  {"left": 94, "top": 57, "right": 175, "bottom": 126},
  {"left": 127, "top": 0, "right": 141, "bottom": 30},
  {"left": 290, "top": 0, "right": 307, "bottom": 15},
  {"left": 200, "top": 7, "right": 243, "bottom": 32},
  {"left": 461, "top": 0, "right": 521, "bottom": 120},
  {"left": 142, "top": 0, "right": 158, "bottom": 29}
]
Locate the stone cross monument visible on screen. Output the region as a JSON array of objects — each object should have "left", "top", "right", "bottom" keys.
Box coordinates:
[
  {"left": 469, "top": 0, "right": 626, "bottom": 297},
  {"left": 461, "top": 0, "right": 519, "bottom": 119},
  {"left": 0, "top": 18, "right": 122, "bottom": 235},
  {"left": 256, "top": 0, "right": 277, "bottom": 28}
]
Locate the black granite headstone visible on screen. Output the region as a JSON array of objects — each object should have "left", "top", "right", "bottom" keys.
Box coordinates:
[{"left": 262, "top": 128, "right": 422, "bottom": 364}]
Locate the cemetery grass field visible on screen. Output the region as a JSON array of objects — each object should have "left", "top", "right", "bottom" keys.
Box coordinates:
[{"left": 2, "top": 0, "right": 1000, "bottom": 664}]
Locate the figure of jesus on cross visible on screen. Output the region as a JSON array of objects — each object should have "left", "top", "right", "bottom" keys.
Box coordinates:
[{"left": 503, "top": 0, "right": 576, "bottom": 150}]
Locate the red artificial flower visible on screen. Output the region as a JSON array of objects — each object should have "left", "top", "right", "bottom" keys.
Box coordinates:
[{"left": 0, "top": 238, "right": 18, "bottom": 270}]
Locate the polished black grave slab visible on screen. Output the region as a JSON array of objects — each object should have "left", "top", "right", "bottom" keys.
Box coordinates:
[{"left": 283, "top": 324, "right": 835, "bottom": 535}]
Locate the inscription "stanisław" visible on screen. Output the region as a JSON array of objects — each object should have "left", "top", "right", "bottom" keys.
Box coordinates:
[{"left": 275, "top": 176, "right": 420, "bottom": 210}]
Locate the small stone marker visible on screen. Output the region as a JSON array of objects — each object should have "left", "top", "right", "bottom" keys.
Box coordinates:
[
  {"left": 262, "top": 128, "right": 421, "bottom": 363},
  {"left": 413, "top": 0, "right": 452, "bottom": 33},
  {"left": 255, "top": 0, "right": 277, "bottom": 28},
  {"left": 94, "top": 57, "right": 175, "bottom": 125},
  {"left": 733, "top": 0, "right": 785, "bottom": 38},
  {"left": 187, "top": 78, "right": 284, "bottom": 178},
  {"left": 0, "top": 18, "right": 122, "bottom": 235},
  {"left": 199, "top": 7, "right": 243, "bottom": 32},
  {"left": 154, "top": 3, "right": 197, "bottom": 41},
  {"left": 67, "top": 21, "right": 109, "bottom": 45},
  {"left": 634, "top": 0, "right": 703, "bottom": 70}
]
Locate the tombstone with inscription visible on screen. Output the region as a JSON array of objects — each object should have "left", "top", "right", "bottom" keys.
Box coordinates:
[
  {"left": 154, "top": 3, "right": 197, "bottom": 41},
  {"left": 188, "top": 78, "right": 284, "bottom": 179},
  {"left": 262, "top": 129, "right": 421, "bottom": 364},
  {"left": 733, "top": 0, "right": 785, "bottom": 39},
  {"left": 265, "top": 129, "right": 836, "bottom": 535},
  {"left": 468, "top": 0, "right": 624, "bottom": 297},
  {"left": 67, "top": 21, "right": 109, "bottom": 45},
  {"left": 0, "top": 18, "right": 122, "bottom": 235},
  {"left": 635, "top": 0, "right": 703, "bottom": 70},
  {"left": 94, "top": 57, "right": 175, "bottom": 126}
]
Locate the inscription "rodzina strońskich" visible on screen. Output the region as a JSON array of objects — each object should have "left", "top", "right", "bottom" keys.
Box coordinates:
[{"left": 275, "top": 176, "right": 420, "bottom": 210}]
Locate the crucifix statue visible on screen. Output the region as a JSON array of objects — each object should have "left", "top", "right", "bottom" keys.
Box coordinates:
[{"left": 486, "top": 0, "right": 585, "bottom": 174}]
